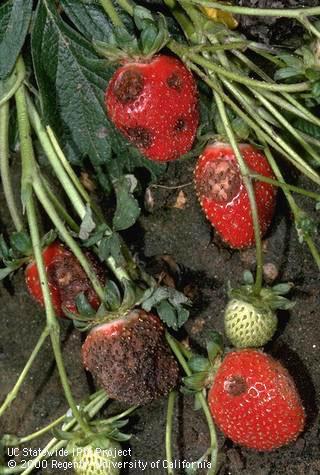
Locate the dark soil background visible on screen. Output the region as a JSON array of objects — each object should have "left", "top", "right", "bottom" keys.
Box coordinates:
[{"left": 0, "top": 151, "right": 319, "bottom": 475}]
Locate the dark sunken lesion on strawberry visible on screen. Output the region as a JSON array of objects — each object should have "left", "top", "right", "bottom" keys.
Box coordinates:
[
  {"left": 166, "top": 73, "right": 183, "bottom": 91},
  {"left": 224, "top": 375, "right": 248, "bottom": 396},
  {"left": 126, "top": 126, "right": 153, "bottom": 149},
  {"left": 83, "top": 311, "right": 180, "bottom": 405},
  {"left": 174, "top": 117, "right": 187, "bottom": 132},
  {"left": 113, "top": 70, "right": 144, "bottom": 104},
  {"left": 48, "top": 250, "right": 105, "bottom": 311},
  {"left": 200, "top": 159, "right": 241, "bottom": 203}
]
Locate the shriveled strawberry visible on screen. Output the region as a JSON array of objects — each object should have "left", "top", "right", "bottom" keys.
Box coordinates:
[
  {"left": 25, "top": 241, "right": 105, "bottom": 317},
  {"left": 105, "top": 55, "right": 199, "bottom": 162},
  {"left": 82, "top": 309, "right": 180, "bottom": 405},
  {"left": 208, "top": 349, "right": 305, "bottom": 451},
  {"left": 194, "top": 143, "right": 277, "bottom": 248}
]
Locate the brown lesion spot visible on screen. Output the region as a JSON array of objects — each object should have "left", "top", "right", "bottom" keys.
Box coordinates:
[
  {"left": 174, "top": 118, "right": 187, "bottom": 132},
  {"left": 113, "top": 70, "right": 144, "bottom": 104},
  {"left": 167, "top": 73, "right": 183, "bottom": 91},
  {"left": 199, "top": 158, "right": 241, "bottom": 203},
  {"left": 126, "top": 126, "right": 153, "bottom": 149},
  {"left": 224, "top": 375, "right": 247, "bottom": 396}
]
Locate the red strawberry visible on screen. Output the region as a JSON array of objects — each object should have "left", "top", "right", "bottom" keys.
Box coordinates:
[
  {"left": 194, "top": 143, "right": 277, "bottom": 248},
  {"left": 208, "top": 349, "right": 305, "bottom": 451},
  {"left": 25, "top": 241, "right": 105, "bottom": 317},
  {"left": 105, "top": 55, "right": 199, "bottom": 162},
  {"left": 82, "top": 309, "right": 180, "bottom": 405}
]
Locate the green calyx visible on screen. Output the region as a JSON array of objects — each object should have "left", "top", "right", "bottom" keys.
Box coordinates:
[
  {"left": 93, "top": 7, "right": 169, "bottom": 62},
  {"left": 182, "top": 331, "right": 224, "bottom": 393},
  {"left": 225, "top": 272, "right": 295, "bottom": 348}
]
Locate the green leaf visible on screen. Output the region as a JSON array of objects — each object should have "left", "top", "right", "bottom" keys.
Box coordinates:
[
  {"left": 9, "top": 232, "right": 31, "bottom": 256},
  {"left": 272, "top": 282, "right": 293, "bottom": 296},
  {"left": 0, "top": 0, "right": 32, "bottom": 79},
  {"left": 206, "top": 331, "right": 224, "bottom": 365},
  {"left": 98, "top": 233, "right": 125, "bottom": 266},
  {"left": 183, "top": 372, "right": 207, "bottom": 391},
  {"left": 60, "top": 0, "right": 113, "bottom": 42},
  {"left": 79, "top": 205, "right": 96, "bottom": 240},
  {"left": 75, "top": 293, "right": 96, "bottom": 317},
  {"left": 113, "top": 175, "right": 140, "bottom": 231},
  {"left": 0, "top": 265, "right": 19, "bottom": 280},
  {"left": 243, "top": 270, "right": 254, "bottom": 285},
  {"left": 294, "top": 117, "right": 320, "bottom": 140},
  {"left": 104, "top": 280, "right": 121, "bottom": 311},
  {"left": 188, "top": 355, "right": 210, "bottom": 373},
  {"left": 32, "top": 1, "right": 115, "bottom": 166},
  {"left": 274, "top": 67, "right": 301, "bottom": 81}
]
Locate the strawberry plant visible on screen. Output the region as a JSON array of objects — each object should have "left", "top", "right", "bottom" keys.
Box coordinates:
[{"left": 0, "top": 0, "right": 320, "bottom": 474}]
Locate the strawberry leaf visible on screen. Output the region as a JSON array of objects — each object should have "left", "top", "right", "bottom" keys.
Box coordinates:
[
  {"left": 0, "top": 0, "right": 32, "bottom": 79},
  {"left": 113, "top": 175, "right": 140, "bottom": 231}
]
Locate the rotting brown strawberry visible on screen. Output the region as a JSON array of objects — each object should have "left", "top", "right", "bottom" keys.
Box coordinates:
[
  {"left": 82, "top": 309, "right": 180, "bottom": 405},
  {"left": 105, "top": 55, "right": 199, "bottom": 162},
  {"left": 25, "top": 241, "right": 106, "bottom": 317},
  {"left": 194, "top": 142, "right": 277, "bottom": 249}
]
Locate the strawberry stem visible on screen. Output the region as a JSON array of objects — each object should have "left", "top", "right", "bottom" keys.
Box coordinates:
[
  {"left": 263, "top": 145, "right": 320, "bottom": 271},
  {"left": 165, "top": 332, "right": 219, "bottom": 475},
  {"left": 26, "top": 95, "right": 87, "bottom": 220},
  {"left": 100, "top": 0, "right": 125, "bottom": 27},
  {"left": 177, "top": 47, "right": 310, "bottom": 92},
  {"left": 32, "top": 173, "right": 106, "bottom": 302},
  {"left": 0, "top": 101, "right": 24, "bottom": 232},
  {"left": 0, "top": 327, "right": 49, "bottom": 418},
  {"left": 15, "top": 77, "right": 90, "bottom": 435},
  {"left": 1, "top": 391, "right": 109, "bottom": 475},
  {"left": 249, "top": 174, "right": 320, "bottom": 201},
  {"left": 180, "top": 1, "right": 320, "bottom": 18},
  {"left": 165, "top": 390, "right": 177, "bottom": 475}
]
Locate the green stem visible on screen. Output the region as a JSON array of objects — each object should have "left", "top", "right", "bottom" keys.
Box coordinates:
[
  {"left": 253, "top": 89, "right": 320, "bottom": 165},
  {"left": 32, "top": 173, "right": 106, "bottom": 302},
  {"left": 41, "top": 177, "right": 80, "bottom": 233},
  {"left": 264, "top": 145, "right": 320, "bottom": 271},
  {"left": 216, "top": 96, "right": 263, "bottom": 294},
  {"left": 114, "top": 0, "right": 134, "bottom": 16},
  {"left": 166, "top": 391, "right": 177, "bottom": 475},
  {"left": 171, "top": 43, "right": 310, "bottom": 92},
  {"left": 18, "top": 414, "right": 66, "bottom": 444},
  {"left": 100, "top": 0, "right": 124, "bottom": 27},
  {"left": 249, "top": 174, "right": 320, "bottom": 201},
  {"left": 220, "top": 77, "right": 320, "bottom": 184},
  {"left": 0, "top": 327, "right": 49, "bottom": 418},
  {"left": 26, "top": 192, "right": 89, "bottom": 433},
  {"left": 180, "top": 0, "right": 320, "bottom": 18},
  {"left": 103, "top": 405, "right": 138, "bottom": 425},
  {"left": 300, "top": 17, "right": 320, "bottom": 40},
  {"left": 26, "top": 96, "right": 87, "bottom": 219},
  {"left": 165, "top": 332, "right": 218, "bottom": 475},
  {"left": 15, "top": 79, "right": 89, "bottom": 433},
  {"left": 46, "top": 126, "right": 104, "bottom": 222},
  {"left": 1, "top": 392, "right": 109, "bottom": 475},
  {"left": 0, "top": 101, "right": 23, "bottom": 231},
  {"left": 0, "top": 56, "right": 25, "bottom": 107}
]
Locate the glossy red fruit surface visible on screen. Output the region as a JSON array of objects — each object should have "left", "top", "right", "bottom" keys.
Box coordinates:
[
  {"left": 105, "top": 55, "right": 199, "bottom": 162},
  {"left": 25, "top": 241, "right": 104, "bottom": 317},
  {"left": 194, "top": 143, "right": 277, "bottom": 248},
  {"left": 82, "top": 309, "right": 180, "bottom": 405},
  {"left": 208, "top": 349, "right": 305, "bottom": 451}
]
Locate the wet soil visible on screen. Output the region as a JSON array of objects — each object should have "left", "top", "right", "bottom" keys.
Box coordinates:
[{"left": 0, "top": 153, "right": 319, "bottom": 475}]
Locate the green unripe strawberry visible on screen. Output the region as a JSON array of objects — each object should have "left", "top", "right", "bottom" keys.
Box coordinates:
[
  {"left": 224, "top": 298, "right": 278, "bottom": 348},
  {"left": 68, "top": 438, "right": 121, "bottom": 475}
]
